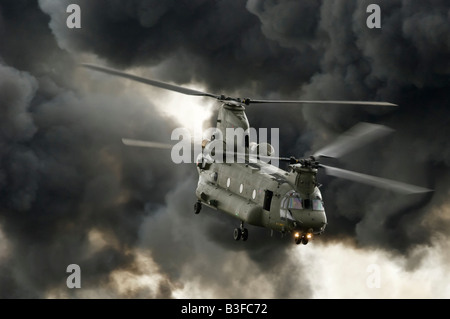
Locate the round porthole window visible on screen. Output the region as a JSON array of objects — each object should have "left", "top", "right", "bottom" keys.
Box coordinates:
[
  {"left": 226, "top": 178, "right": 231, "bottom": 188},
  {"left": 239, "top": 184, "right": 243, "bottom": 193}
]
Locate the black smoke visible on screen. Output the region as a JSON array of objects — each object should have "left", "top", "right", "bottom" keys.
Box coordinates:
[
  {"left": 0, "top": 0, "right": 449, "bottom": 298},
  {"left": 0, "top": 0, "right": 189, "bottom": 297}
]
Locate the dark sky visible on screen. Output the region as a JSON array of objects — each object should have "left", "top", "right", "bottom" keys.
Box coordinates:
[{"left": 0, "top": 0, "right": 449, "bottom": 298}]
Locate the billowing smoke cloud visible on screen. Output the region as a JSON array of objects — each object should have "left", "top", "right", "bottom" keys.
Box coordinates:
[
  {"left": 0, "top": 0, "right": 190, "bottom": 298},
  {"left": 0, "top": 0, "right": 449, "bottom": 298}
]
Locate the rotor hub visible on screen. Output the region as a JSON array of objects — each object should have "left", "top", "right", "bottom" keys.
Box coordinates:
[{"left": 290, "top": 156, "right": 320, "bottom": 169}]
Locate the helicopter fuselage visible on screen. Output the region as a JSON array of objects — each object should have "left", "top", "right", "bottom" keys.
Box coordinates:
[
  {"left": 193, "top": 103, "right": 327, "bottom": 244},
  {"left": 195, "top": 156, "right": 327, "bottom": 242}
]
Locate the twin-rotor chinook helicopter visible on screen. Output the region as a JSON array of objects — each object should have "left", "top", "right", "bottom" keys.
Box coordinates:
[{"left": 82, "top": 64, "right": 432, "bottom": 245}]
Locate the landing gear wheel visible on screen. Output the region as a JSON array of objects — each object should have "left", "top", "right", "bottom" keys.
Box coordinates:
[
  {"left": 233, "top": 228, "right": 242, "bottom": 241},
  {"left": 241, "top": 228, "right": 249, "bottom": 241},
  {"left": 302, "top": 238, "right": 309, "bottom": 245},
  {"left": 295, "top": 237, "right": 302, "bottom": 245},
  {"left": 194, "top": 201, "right": 202, "bottom": 214}
]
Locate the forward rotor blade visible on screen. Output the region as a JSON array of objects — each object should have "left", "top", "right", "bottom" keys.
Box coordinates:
[
  {"left": 122, "top": 138, "right": 291, "bottom": 164},
  {"left": 313, "top": 122, "right": 394, "bottom": 159},
  {"left": 321, "top": 164, "right": 432, "bottom": 194},
  {"left": 122, "top": 138, "right": 173, "bottom": 149},
  {"left": 249, "top": 100, "right": 398, "bottom": 107},
  {"left": 81, "top": 63, "right": 220, "bottom": 99}
]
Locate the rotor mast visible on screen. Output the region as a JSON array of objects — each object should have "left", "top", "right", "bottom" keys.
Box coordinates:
[
  {"left": 290, "top": 157, "right": 320, "bottom": 196},
  {"left": 215, "top": 103, "right": 250, "bottom": 149}
]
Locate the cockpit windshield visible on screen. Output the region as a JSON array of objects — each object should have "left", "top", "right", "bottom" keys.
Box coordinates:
[
  {"left": 281, "top": 191, "right": 324, "bottom": 212},
  {"left": 287, "top": 197, "right": 303, "bottom": 209},
  {"left": 312, "top": 199, "right": 324, "bottom": 211}
]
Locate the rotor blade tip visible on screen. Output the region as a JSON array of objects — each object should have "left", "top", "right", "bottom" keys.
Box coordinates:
[{"left": 80, "top": 63, "right": 95, "bottom": 68}]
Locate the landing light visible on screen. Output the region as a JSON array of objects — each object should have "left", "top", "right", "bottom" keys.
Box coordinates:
[
  {"left": 306, "top": 233, "right": 313, "bottom": 239},
  {"left": 294, "top": 232, "right": 300, "bottom": 238}
]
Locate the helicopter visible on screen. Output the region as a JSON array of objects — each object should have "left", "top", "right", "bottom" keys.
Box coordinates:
[{"left": 82, "top": 63, "right": 432, "bottom": 245}]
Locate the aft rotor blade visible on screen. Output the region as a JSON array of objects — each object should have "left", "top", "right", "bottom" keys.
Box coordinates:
[
  {"left": 122, "top": 138, "right": 173, "bottom": 149},
  {"left": 81, "top": 63, "right": 220, "bottom": 99},
  {"left": 321, "top": 164, "right": 432, "bottom": 194},
  {"left": 313, "top": 122, "right": 394, "bottom": 159},
  {"left": 206, "top": 148, "right": 291, "bottom": 162},
  {"left": 249, "top": 100, "right": 397, "bottom": 107},
  {"left": 220, "top": 150, "right": 292, "bottom": 162}
]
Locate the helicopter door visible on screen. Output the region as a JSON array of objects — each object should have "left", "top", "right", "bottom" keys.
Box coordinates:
[{"left": 263, "top": 190, "right": 273, "bottom": 211}]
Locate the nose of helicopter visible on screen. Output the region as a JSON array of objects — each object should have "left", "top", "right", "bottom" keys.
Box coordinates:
[
  {"left": 293, "top": 209, "right": 327, "bottom": 234},
  {"left": 313, "top": 209, "right": 327, "bottom": 233}
]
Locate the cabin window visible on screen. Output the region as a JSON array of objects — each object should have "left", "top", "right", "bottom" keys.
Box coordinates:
[{"left": 263, "top": 190, "right": 273, "bottom": 211}]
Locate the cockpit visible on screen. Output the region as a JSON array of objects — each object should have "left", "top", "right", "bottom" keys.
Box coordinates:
[
  {"left": 284, "top": 192, "right": 324, "bottom": 211},
  {"left": 280, "top": 190, "right": 327, "bottom": 238}
]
